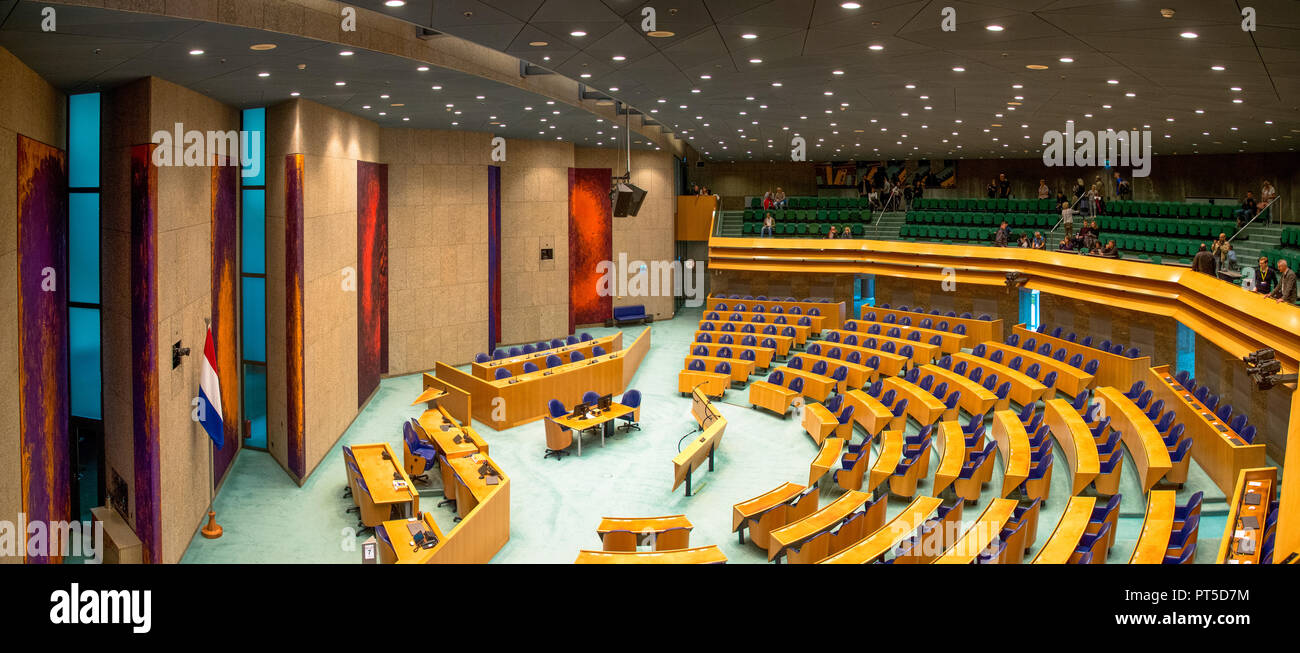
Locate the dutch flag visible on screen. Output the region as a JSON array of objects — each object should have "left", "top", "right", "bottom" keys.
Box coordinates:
[{"left": 199, "top": 325, "right": 225, "bottom": 450}]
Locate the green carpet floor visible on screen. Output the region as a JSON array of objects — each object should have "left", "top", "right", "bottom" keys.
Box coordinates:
[{"left": 183, "top": 307, "right": 1258, "bottom": 564}]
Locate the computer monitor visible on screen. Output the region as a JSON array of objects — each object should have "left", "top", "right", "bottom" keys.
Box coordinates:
[
  {"left": 571, "top": 402, "right": 588, "bottom": 418},
  {"left": 598, "top": 394, "right": 613, "bottom": 410}
]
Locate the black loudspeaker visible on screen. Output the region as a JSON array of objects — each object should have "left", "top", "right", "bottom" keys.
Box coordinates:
[{"left": 612, "top": 182, "right": 647, "bottom": 217}]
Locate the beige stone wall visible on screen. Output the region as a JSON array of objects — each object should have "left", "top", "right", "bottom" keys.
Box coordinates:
[
  {"left": 382, "top": 128, "right": 491, "bottom": 374},
  {"left": 263, "top": 98, "right": 379, "bottom": 481},
  {"left": 499, "top": 139, "right": 573, "bottom": 344},
  {"left": 0, "top": 46, "right": 67, "bottom": 563},
  {"left": 575, "top": 147, "right": 678, "bottom": 322},
  {"left": 147, "top": 78, "right": 240, "bottom": 563}
]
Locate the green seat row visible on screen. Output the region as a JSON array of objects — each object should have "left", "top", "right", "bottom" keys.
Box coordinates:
[
  {"left": 899, "top": 225, "right": 996, "bottom": 242},
  {"left": 912, "top": 198, "right": 1056, "bottom": 213},
  {"left": 749, "top": 196, "right": 872, "bottom": 210},
  {"left": 1096, "top": 216, "right": 1235, "bottom": 239},
  {"left": 744, "top": 209, "right": 873, "bottom": 224},
  {"left": 906, "top": 211, "right": 1057, "bottom": 229},
  {"left": 745, "top": 222, "right": 867, "bottom": 237}
]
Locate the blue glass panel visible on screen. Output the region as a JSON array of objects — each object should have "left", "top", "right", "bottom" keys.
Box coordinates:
[
  {"left": 242, "top": 365, "right": 267, "bottom": 449},
  {"left": 69, "top": 93, "right": 100, "bottom": 188},
  {"left": 241, "top": 107, "right": 266, "bottom": 186},
  {"left": 69, "top": 192, "right": 100, "bottom": 304},
  {"left": 241, "top": 277, "right": 266, "bottom": 362},
  {"left": 241, "top": 189, "right": 265, "bottom": 274},
  {"left": 69, "top": 307, "right": 102, "bottom": 420},
  {"left": 1019, "top": 288, "right": 1041, "bottom": 330},
  {"left": 1176, "top": 322, "right": 1196, "bottom": 374}
]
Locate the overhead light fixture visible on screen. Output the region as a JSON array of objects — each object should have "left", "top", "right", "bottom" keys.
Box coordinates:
[
  {"left": 612, "top": 55, "right": 626, "bottom": 61},
  {"left": 1107, "top": 79, "right": 1119, "bottom": 84},
  {"left": 1211, "top": 65, "right": 1225, "bottom": 71},
  {"left": 741, "top": 33, "right": 758, "bottom": 39},
  {"left": 952, "top": 66, "right": 966, "bottom": 72},
  {"left": 417, "top": 66, "right": 429, "bottom": 72},
  {"left": 1025, "top": 64, "right": 1048, "bottom": 70},
  {"left": 335, "top": 81, "right": 346, "bottom": 86},
  {"left": 771, "top": 82, "right": 782, "bottom": 87},
  {"left": 1058, "top": 57, "right": 1074, "bottom": 63},
  {"left": 832, "top": 70, "right": 844, "bottom": 75},
  {"left": 570, "top": 30, "right": 587, "bottom": 37},
  {"left": 648, "top": 30, "right": 675, "bottom": 38},
  {"left": 250, "top": 43, "right": 277, "bottom": 51},
  {"left": 189, "top": 49, "right": 204, "bottom": 55},
  {"left": 986, "top": 25, "right": 1004, "bottom": 32},
  {"left": 1180, "top": 31, "right": 1198, "bottom": 39},
  {"left": 841, "top": 2, "right": 861, "bottom": 8},
  {"left": 749, "top": 58, "right": 762, "bottom": 64},
  {"left": 868, "top": 44, "right": 884, "bottom": 51},
  {"left": 529, "top": 41, "right": 548, "bottom": 47},
  {"left": 290, "top": 91, "right": 300, "bottom": 97},
  {"left": 431, "top": 85, "right": 442, "bottom": 90},
  {"left": 384, "top": 0, "right": 406, "bottom": 6},
  {"left": 700, "top": 74, "right": 712, "bottom": 79},
  {"left": 257, "top": 72, "right": 270, "bottom": 77},
  {"left": 339, "top": 50, "right": 354, "bottom": 56},
  {"left": 580, "top": 73, "right": 591, "bottom": 78}
]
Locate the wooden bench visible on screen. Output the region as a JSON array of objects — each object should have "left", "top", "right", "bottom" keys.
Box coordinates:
[
  {"left": 597, "top": 515, "right": 693, "bottom": 551},
  {"left": 818, "top": 496, "right": 946, "bottom": 563},
  {"left": 1044, "top": 398, "right": 1100, "bottom": 495},
  {"left": 575, "top": 545, "right": 727, "bottom": 564},
  {"left": 1032, "top": 495, "right": 1099, "bottom": 563},
  {"left": 1093, "top": 386, "right": 1173, "bottom": 491},
  {"left": 732, "top": 483, "right": 812, "bottom": 549},
  {"left": 768, "top": 490, "right": 874, "bottom": 563}
]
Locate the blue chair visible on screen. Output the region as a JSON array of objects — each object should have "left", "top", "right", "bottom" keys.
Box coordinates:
[
  {"left": 1091, "top": 416, "right": 1112, "bottom": 441},
  {"left": 943, "top": 391, "right": 961, "bottom": 414},
  {"left": 402, "top": 420, "right": 439, "bottom": 483},
  {"left": 1068, "top": 353, "right": 1083, "bottom": 368},
  {"left": 701, "top": 322, "right": 715, "bottom": 332},
  {"left": 566, "top": 335, "right": 579, "bottom": 345},
  {"left": 969, "top": 367, "right": 983, "bottom": 384},
  {"left": 1024, "top": 362, "right": 1040, "bottom": 379},
  {"left": 495, "top": 368, "right": 512, "bottom": 380},
  {"left": 617, "top": 390, "right": 641, "bottom": 432},
  {"left": 1082, "top": 359, "right": 1099, "bottom": 375},
  {"left": 566, "top": 351, "right": 583, "bottom": 364},
  {"left": 742, "top": 324, "right": 756, "bottom": 333},
  {"left": 550, "top": 338, "right": 565, "bottom": 348},
  {"left": 523, "top": 361, "right": 539, "bottom": 373},
  {"left": 995, "top": 381, "right": 1010, "bottom": 403},
  {"left": 1229, "top": 414, "right": 1247, "bottom": 433},
  {"left": 720, "top": 323, "right": 735, "bottom": 333},
  {"left": 889, "top": 398, "right": 909, "bottom": 422},
  {"left": 932, "top": 381, "right": 948, "bottom": 399},
  {"left": 1096, "top": 428, "right": 1121, "bottom": 455},
  {"left": 508, "top": 347, "right": 523, "bottom": 357},
  {"left": 1145, "top": 399, "right": 1165, "bottom": 422},
  {"left": 1008, "top": 356, "right": 1023, "bottom": 371},
  {"left": 1110, "top": 343, "right": 1124, "bottom": 355},
  {"left": 1017, "top": 402, "right": 1035, "bottom": 425},
  {"left": 982, "top": 374, "right": 998, "bottom": 391},
  {"left": 867, "top": 324, "right": 881, "bottom": 335},
  {"left": 697, "top": 333, "right": 712, "bottom": 343},
  {"left": 1162, "top": 422, "right": 1185, "bottom": 448},
  {"left": 492, "top": 349, "right": 509, "bottom": 360},
  {"left": 1050, "top": 326, "right": 1063, "bottom": 338},
  {"left": 688, "top": 359, "right": 706, "bottom": 372},
  {"left": 866, "top": 380, "right": 883, "bottom": 398},
  {"left": 768, "top": 370, "right": 785, "bottom": 385},
  {"left": 545, "top": 354, "right": 563, "bottom": 367},
  {"left": 973, "top": 343, "right": 988, "bottom": 358},
  {"left": 883, "top": 314, "right": 897, "bottom": 324},
  {"left": 826, "top": 347, "right": 843, "bottom": 359},
  {"left": 937, "top": 320, "right": 950, "bottom": 331},
  {"left": 1080, "top": 335, "right": 1093, "bottom": 347},
  {"left": 1125, "top": 347, "right": 1140, "bottom": 358},
  {"left": 937, "top": 354, "right": 952, "bottom": 369},
  {"left": 918, "top": 374, "right": 934, "bottom": 392},
  {"left": 593, "top": 346, "right": 608, "bottom": 357},
  {"left": 1125, "top": 380, "right": 1146, "bottom": 400},
  {"left": 579, "top": 391, "right": 600, "bottom": 406},
  {"left": 953, "top": 360, "right": 968, "bottom": 376},
  {"left": 788, "top": 377, "right": 805, "bottom": 394},
  {"left": 1215, "top": 403, "right": 1233, "bottom": 423},
  {"left": 907, "top": 331, "right": 922, "bottom": 342},
  {"left": 762, "top": 337, "right": 778, "bottom": 350},
  {"left": 898, "top": 316, "right": 912, "bottom": 327},
  {"left": 899, "top": 345, "right": 915, "bottom": 360},
  {"left": 1154, "top": 410, "right": 1175, "bottom": 434},
  {"left": 881, "top": 342, "right": 896, "bottom": 354},
  {"left": 787, "top": 356, "right": 804, "bottom": 370},
  {"left": 1040, "top": 370, "right": 1058, "bottom": 390},
  {"left": 719, "top": 334, "right": 735, "bottom": 345},
  {"left": 904, "top": 366, "right": 919, "bottom": 383},
  {"left": 1239, "top": 424, "right": 1256, "bottom": 444},
  {"left": 1174, "top": 369, "right": 1191, "bottom": 386},
  {"left": 1053, "top": 348, "right": 1067, "bottom": 362},
  {"left": 770, "top": 306, "right": 782, "bottom": 314},
  {"left": 715, "top": 361, "right": 732, "bottom": 377},
  {"left": 474, "top": 353, "right": 490, "bottom": 363},
  {"left": 880, "top": 389, "right": 897, "bottom": 407},
  {"left": 1006, "top": 333, "right": 1020, "bottom": 347},
  {"left": 824, "top": 394, "right": 844, "bottom": 414},
  {"left": 921, "top": 318, "right": 934, "bottom": 329},
  {"left": 844, "top": 320, "right": 859, "bottom": 332},
  {"left": 717, "top": 346, "right": 734, "bottom": 359},
  {"left": 1135, "top": 389, "right": 1152, "bottom": 410},
  {"left": 523, "top": 344, "right": 537, "bottom": 355},
  {"left": 742, "top": 335, "right": 758, "bottom": 347},
  {"left": 989, "top": 350, "right": 1003, "bottom": 364},
  {"left": 811, "top": 360, "right": 828, "bottom": 376},
  {"left": 847, "top": 351, "right": 862, "bottom": 365},
  {"left": 963, "top": 412, "right": 985, "bottom": 434},
  {"left": 1023, "top": 337, "right": 1037, "bottom": 351},
  {"left": 753, "top": 304, "right": 765, "bottom": 313},
  {"left": 886, "top": 326, "right": 901, "bottom": 338},
  {"left": 1038, "top": 342, "right": 1053, "bottom": 356},
  {"left": 1193, "top": 385, "right": 1209, "bottom": 403}
]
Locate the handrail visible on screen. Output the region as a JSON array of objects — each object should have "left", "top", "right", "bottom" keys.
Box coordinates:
[
  {"left": 870, "top": 189, "right": 904, "bottom": 236},
  {"left": 1229, "top": 195, "right": 1281, "bottom": 243},
  {"left": 1047, "top": 191, "right": 1089, "bottom": 236}
]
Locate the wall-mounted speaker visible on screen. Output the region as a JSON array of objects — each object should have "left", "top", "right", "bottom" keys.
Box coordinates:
[{"left": 612, "top": 182, "right": 646, "bottom": 217}]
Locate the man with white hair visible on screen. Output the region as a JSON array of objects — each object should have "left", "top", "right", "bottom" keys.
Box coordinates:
[{"left": 1269, "top": 259, "right": 1296, "bottom": 303}]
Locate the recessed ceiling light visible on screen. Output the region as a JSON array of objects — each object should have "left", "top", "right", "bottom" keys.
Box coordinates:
[
  {"left": 841, "top": 2, "right": 861, "bottom": 8},
  {"left": 905, "top": 84, "right": 916, "bottom": 89},
  {"left": 832, "top": 70, "right": 844, "bottom": 75},
  {"left": 250, "top": 43, "right": 277, "bottom": 51},
  {"left": 257, "top": 72, "right": 270, "bottom": 77},
  {"left": 570, "top": 30, "right": 587, "bottom": 37},
  {"left": 612, "top": 55, "right": 625, "bottom": 61},
  {"left": 431, "top": 85, "right": 442, "bottom": 91},
  {"left": 609, "top": 87, "right": 619, "bottom": 91},
  {"left": 1058, "top": 57, "right": 1074, "bottom": 63},
  {"left": 1180, "top": 31, "right": 1198, "bottom": 38},
  {"left": 1230, "top": 86, "right": 1242, "bottom": 91},
  {"left": 1211, "top": 65, "right": 1225, "bottom": 71},
  {"left": 339, "top": 50, "right": 354, "bottom": 56},
  {"left": 384, "top": 0, "right": 406, "bottom": 6},
  {"left": 417, "top": 66, "right": 429, "bottom": 72},
  {"left": 477, "top": 95, "right": 485, "bottom": 100},
  {"left": 290, "top": 91, "right": 300, "bottom": 97},
  {"left": 986, "top": 25, "right": 1004, "bottom": 32},
  {"left": 868, "top": 44, "right": 884, "bottom": 51},
  {"left": 952, "top": 66, "right": 965, "bottom": 72},
  {"left": 772, "top": 82, "right": 782, "bottom": 87},
  {"left": 1025, "top": 64, "right": 1048, "bottom": 70},
  {"left": 1233, "top": 98, "right": 1243, "bottom": 103},
  {"left": 580, "top": 73, "right": 591, "bottom": 78},
  {"left": 189, "top": 49, "right": 204, "bottom": 55},
  {"left": 335, "top": 81, "right": 346, "bottom": 86},
  {"left": 741, "top": 33, "right": 757, "bottom": 39},
  {"left": 749, "top": 58, "right": 762, "bottom": 64},
  {"left": 648, "top": 30, "right": 675, "bottom": 38},
  {"left": 1107, "top": 79, "right": 1119, "bottom": 84},
  {"left": 1125, "top": 92, "right": 1136, "bottom": 97},
  {"left": 700, "top": 74, "right": 712, "bottom": 79}
]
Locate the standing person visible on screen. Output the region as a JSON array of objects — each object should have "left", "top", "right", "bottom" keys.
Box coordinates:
[
  {"left": 1234, "top": 191, "right": 1258, "bottom": 229},
  {"left": 913, "top": 180, "right": 925, "bottom": 205},
  {"left": 1212, "top": 233, "right": 1230, "bottom": 270},
  {"left": 1260, "top": 180, "right": 1277, "bottom": 222},
  {"left": 986, "top": 177, "right": 998, "bottom": 199},
  {"left": 994, "top": 221, "right": 1011, "bottom": 247},
  {"left": 997, "top": 173, "right": 1011, "bottom": 199},
  {"left": 902, "top": 182, "right": 915, "bottom": 211},
  {"left": 1060, "top": 201, "right": 1074, "bottom": 239},
  {"left": 887, "top": 183, "right": 902, "bottom": 211},
  {"left": 774, "top": 187, "right": 787, "bottom": 210},
  {"left": 1113, "top": 171, "right": 1130, "bottom": 199},
  {"left": 1192, "top": 243, "right": 1217, "bottom": 276},
  {"left": 1270, "top": 260, "right": 1297, "bottom": 303},
  {"left": 761, "top": 211, "right": 775, "bottom": 238},
  {"left": 1032, "top": 231, "right": 1045, "bottom": 249},
  {"left": 1037, "top": 179, "right": 1050, "bottom": 200},
  {"left": 1257, "top": 256, "right": 1276, "bottom": 294},
  {"left": 1074, "top": 178, "right": 1087, "bottom": 203},
  {"left": 1055, "top": 188, "right": 1068, "bottom": 207}
]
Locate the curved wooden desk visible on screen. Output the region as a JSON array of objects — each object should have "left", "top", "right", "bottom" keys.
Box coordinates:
[
  {"left": 932, "top": 420, "right": 967, "bottom": 496},
  {"left": 1146, "top": 365, "right": 1266, "bottom": 496},
  {"left": 732, "top": 482, "right": 811, "bottom": 547},
  {"left": 779, "top": 366, "right": 836, "bottom": 402},
  {"left": 826, "top": 328, "right": 939, "bottom": 364},
  {"left": 818, "top": 496, "right": 944, "bottom": 564},
  {"left": 921, "top": 364, "right": 998, "bottom": 416},
  {"left": 768, "top": 490, "right": 873, "bottom": 562},
  {"left": 868, "top": 429, "right": 905, "bottom": 492},
  {"left": 842, "top": 390, "right": 895, "bottom": 436},
  {"left": 575, "top": 545, "right": 728, "bottom": 564},
  {"left": 809, "top": 437, "right": 845, "bottom": 486},
  {"left": 862, "top": 305, "right": 1002, "bottom": 345},
  {"left": 694, "top": 329, "right": 794, "bottom": 357},
  {"left": 951, "top": 352, "right": 1048, "bottom": 408},
  {"left": 798, "top": 353, "right": 877, "bottom": 389},
  {"left": 1129, "top": 490, "right": 1178, "bottom": 564},
  {"left": 1032, "top": 495, "right": 1097, "bottom": 563},
  {"left": 817, "top": 341, "right": 909, "bottom": 377},
  {"left": 708, "top": 295, "right": 848, "bottom": 330},
  {"left": 1094, "top": 386, "right": 1173, "bottom": 491},
  {"left": 1043, "top": 398, "right": 1100, "bottom": 495},
  {"left": 934, "top": 498, "right": 1019, "bottom": 564},
  {"left": 845, "top": 321, "right": 968, "bottom": 355},
  {"left": 1012, "top": 324, "right": 1151, "bottom": 392},
  {"left": 674, "top": 416, "right": 727, "bottom": 495},
  {"left": 472, "top": 333, "right": 621, "bottom": 379},
  {"left": 685, "top": 355, "right": 755, "bottom": 383},
  {"left": 883, "top": 376, "right": 946, "bottom": 426},
  {"left": 691, "top": 342, "right": 776, "bottom": 369},
  {"left": 991, "top": 410, "right": 1031, "bottom": 498},
  {"left": 705, "top": 309, "right": 828, "bottom": 333},
  {"left": 982, "top": 341, "right": 1095, "bottom": 397},
  {"left": 699, "top": 319, "right": 811, "bottom": 345}
]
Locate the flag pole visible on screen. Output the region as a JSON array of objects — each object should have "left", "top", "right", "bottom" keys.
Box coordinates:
[{"left": 201, "top": 317, "right": 223, "bottom": 539}]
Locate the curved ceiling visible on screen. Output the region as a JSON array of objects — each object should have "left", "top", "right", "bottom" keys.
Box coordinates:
[
  {"left": 0, "top": 0, "right": 664, "bottom": 150},
  {"left": 350, "top": 0, "right": 1300, "bottom": 162}
]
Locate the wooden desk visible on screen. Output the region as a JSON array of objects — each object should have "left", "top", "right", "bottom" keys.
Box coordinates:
[
  {"left": 868, "top": 430, "right": 905, "bottom": 493},
  {"left": 934, "top": 498, "right": 1018, "bottom": 564},
  {"left": 597, "top": 515, "right": 693, "bottom": 550},
  {"left": 802, "top": 403, "right": 842, "bottom": 445},
  {"left": 472, "top": 334, "right": 620, "bottom": 379},
  {"left": 446, "top": 453, "right": 504, "bottom": 519},
  {"left": 819, "top": 496, "right": 944, "bottom": 564},
  {"left": 692, "top": 342, "right": 776, "bottom": 369},
  {"left": 1013, "top": 324, "right": 1151, "bottom": 392},
  {"left": 351, "top": 443, "right": 419, "bottom": 523},
  {"left": 982, "top": 341, "right": 1095, "bottom": 397},
  {"left": 696, "top": 330, "right": 794, "bottom": 357},
  {"left": 845, "top": 320, "right": 968, "bottom": 355},
  {"left": 709, "top": 295, "right": 847, "bottom": 330},
  {"left": 732, "top": 482, "right": 807, "bottom": 546},
  {"left": 377, "top": 512, "right": 446, "bottom": 564},
  {"left": 932, "top": 420, "right": 966, "bottom": 496},
  {"left": 826, "top": 328, "right": 939, "bottom": 364},
  {"left": 1044, "top": 398, "right": 1100, "bottom": 495},
  {"left": 699, "top": 319, "right": 811, "bottom": 345},
  {"left": 768, "top": 490, "right": 872, "bottom": 562},
  {"left": 883, "top": 376, "right": 946, "bottom": 426},
  {"left": 748, "top": 379, "right": 801, "bottom": 417},
  {"left": 1094, "top": 386, "right": 1173, "bottom": 491},
  {"left": 809, "top": 437, "right": 844, "bottom": 486},
  {"left": 705, "top": 309, "right": 828, "bottom": 333},
  {"left": 1032, "top": 495, "right": 1097, "bottom": 563},
  {"left": 575, "top": 545, "right": 727, "bottom": 564},
  {"left": 862, "top": 305, "right": 1002, "bottom": 345},
  {"left": 842, "top": 390, "right": 895, "bottom": 435},
  {"left": 951, "top": 352, "right": 1048, "bottom": 408},
  {"left": 991, "top": 409, "right": 1031, "bottom": 499},
  {"left": 553, "top": 403, "right": 637, "bottom": 456},
  {"left": 798, "top": 353, "right": 877, "bottom": 389},
  {"left": 779, "top": 366, "right": 836, "bottom": 402},
  {"left": 1218, "top": 467, "right": 1277, "bottom": 564},
  {"left": 819, "top": 341, "right": 909, "bottom": 377},
  {"left": 1129, "top": 490, "right": 1178, "bottom": 564},
  {"left": 1147, "top": 365, "right": 1266, "bottom": 496},
  {"left": 685, "top": 355, "right": 755, "bottom": 383},
  {"left": 678, "top": 368, "right": 730, "bottom": 397},
  {"left": 674, "top": 416, "right": 727, "bottom": 495},
  {"left": 433, "top": 327, "right": 650, "bottom": 430},
  {"left": 415, "top": 408, "right": 483, "bottom": 460},
  {"left": 921, "top": 364, "right": 997, "bottom": 416}
]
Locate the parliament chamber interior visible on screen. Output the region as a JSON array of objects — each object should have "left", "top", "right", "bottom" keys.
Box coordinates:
[{"left": 3, "top": 0, "right": 1299, "bottom": 604}]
